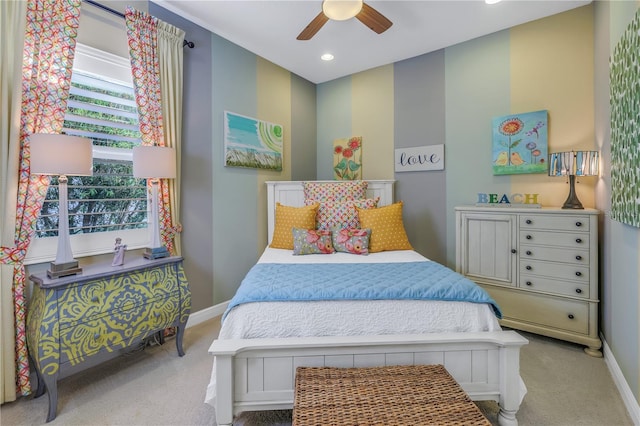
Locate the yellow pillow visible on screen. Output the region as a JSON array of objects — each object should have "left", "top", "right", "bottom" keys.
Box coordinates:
[
  {"left": 270, "top": 202, "right": 319, "bottom": 249},
  {"left": 357, "top": 202, "right": 413, "bottom": 253}
]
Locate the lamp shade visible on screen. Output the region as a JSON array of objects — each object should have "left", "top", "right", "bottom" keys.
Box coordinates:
[
  {"left": 30, "top": 134, "right": 93, "bottom": 176},
  {"left": 132, "top": 146, "right": 177, "bottom": 179},
  {"left": 548, "top": 151, "right": 599, "bottom": 177},
  {"left": 322, "top": 0, "right": 363, "bottom": 20}
]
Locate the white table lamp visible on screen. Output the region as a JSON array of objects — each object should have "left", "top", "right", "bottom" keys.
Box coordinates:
[
  {"left": 30, "top": 133, "right": 93, "bottom": 278},
  {"left": 132, "top": 146, "right": 176, "bottom": 259}
]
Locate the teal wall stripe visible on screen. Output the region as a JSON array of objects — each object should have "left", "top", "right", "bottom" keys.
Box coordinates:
[
  {"left": 211, "top": 34, "right": 260, "bottom": 303},
  {"left": 317, "top": 76, "right": 353, "bottom": 180},
  {"left": 444, "top": 30, "right": 512, "bottom": 265}
]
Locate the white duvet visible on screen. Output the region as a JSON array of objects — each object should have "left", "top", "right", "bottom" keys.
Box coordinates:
[{"left": 205, "top": 247, "right": 502, "bottom": 407}]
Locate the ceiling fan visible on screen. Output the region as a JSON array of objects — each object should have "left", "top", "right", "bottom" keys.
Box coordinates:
[{"left": 297, "top": 0, "right": 393, "bottom": 41}]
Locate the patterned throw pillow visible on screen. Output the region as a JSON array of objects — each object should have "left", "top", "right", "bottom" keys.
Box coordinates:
[
  {"left": 305, "top": 198, "right": 379, "bottom": 230},
  {"left": 302, "top": 181, "right": 368, "bottom": 202},
  {"left": 292, "top": 228, "right": 335, "bottom": 255},
  {"left": 270, "top": 202, "right": 319, "bottom": 250},
  {"left": 332, "top": 228, "right": 371, "bottom": 255},
  {"left": 357, "top": 202, "right": 413, "bottom": 253}
]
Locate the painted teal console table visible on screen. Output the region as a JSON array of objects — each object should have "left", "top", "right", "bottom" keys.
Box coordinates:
[{"left": 26, "top": 256, "right": 191, "bottom": 422}]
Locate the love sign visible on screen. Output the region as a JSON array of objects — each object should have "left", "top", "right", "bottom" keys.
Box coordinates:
[{"left": 394, "top": 144, "right": 445, "bottom": 172}]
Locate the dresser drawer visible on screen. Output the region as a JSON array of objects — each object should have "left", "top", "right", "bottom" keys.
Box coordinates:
[
  {"left": 60, "top": 303, "right": 149, "bottom": 364},
  {"left": 520, "top": 230, "right": 589, "bottom": 248},
  {"left": 519, "top": 244, "right": 589, "bottom": 265},
  {"left": 58, "top": 267, "right": 179, "bottom": 327},
  {"left": 485, "top": 286, "right": 589, "bottom": 334},
  {"left": 520, "top": 215, "right": 590, "bottom": 232},
  {"left": 59, "top": 296, "right": 180, "bottom": 365},
  {"left": 520, "top": 259, "right": 589, "bottom": 282},
  {"left": 519, "top": 274, "right": 590, "bottom": 298},
  {"left": 57, "top": 279, "right": 143, "bottom": 327},
  {"left": 141, "top": 264, "right": 180, "bottom": 298},
  {"left": 148, "top": 296, "right": 181, "bottom": 330}
]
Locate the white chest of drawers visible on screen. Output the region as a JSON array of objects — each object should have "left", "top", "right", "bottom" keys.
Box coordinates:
[{"left": 455, "top": 206, "right": 601, "bottom": 357}]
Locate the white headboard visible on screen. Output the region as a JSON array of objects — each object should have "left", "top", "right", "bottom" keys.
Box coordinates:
[{"left": 265, "top": 180, "right": 395, "bottom": 243}]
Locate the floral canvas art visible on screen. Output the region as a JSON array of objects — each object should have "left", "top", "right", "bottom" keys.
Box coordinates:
[
  {"left": 333, "top": 136, "right": 362, "bottom": 180},
  {"left": 492, "top": 110, "right": 548, "bottom": 175}
]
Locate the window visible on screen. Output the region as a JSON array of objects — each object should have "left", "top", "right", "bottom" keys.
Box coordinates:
[{"left": 26, "top": 44, "right": 150, "bottom": 264}]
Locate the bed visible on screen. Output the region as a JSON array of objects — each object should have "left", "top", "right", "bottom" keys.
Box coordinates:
[{"left": 206, "top": 180, "right": 528, "bottom": 426}]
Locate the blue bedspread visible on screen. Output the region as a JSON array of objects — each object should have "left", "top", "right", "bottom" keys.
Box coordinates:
[{"left": 223, "top": 261, "right": 501, "bottom": 321}]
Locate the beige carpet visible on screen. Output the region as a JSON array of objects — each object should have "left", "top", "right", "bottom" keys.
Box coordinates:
[{"left": 0, "top": 317, "right": 633, "bottom": 426}]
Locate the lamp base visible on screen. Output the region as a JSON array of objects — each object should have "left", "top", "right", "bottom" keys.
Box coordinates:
[
  {"left": 561, "top": 175, "right": 584, "bottom": 209},
  {"left": 562, "top": 199, "right": 585, "bottom": 209},
  {"left": 47, "top": 260, "right": 82, "bottom": 279},
  {"left": 143, "top": 246, "right": 170, "bottom": 260}
]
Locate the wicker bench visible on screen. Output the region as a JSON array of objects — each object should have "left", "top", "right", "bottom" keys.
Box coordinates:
[{"left": 293, "top": 364, "right": 492, "bottom": 426}]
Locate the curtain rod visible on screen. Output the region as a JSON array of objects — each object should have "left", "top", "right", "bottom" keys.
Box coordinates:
[{"left": 84, "top": 0, "right": 195, "bottom": 48}]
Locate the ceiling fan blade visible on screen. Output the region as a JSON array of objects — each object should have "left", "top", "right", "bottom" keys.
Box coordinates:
[
  {"left": 356, "top": 2, "right": 393, "bottom": 34},
  {"left": 297, "top": 11, "right": 329, "bottom": 40}
]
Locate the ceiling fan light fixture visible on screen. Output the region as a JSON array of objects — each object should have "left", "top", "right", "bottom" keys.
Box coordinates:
[{"left": 322, "top": 0, "right": 363, "bottom": 21}]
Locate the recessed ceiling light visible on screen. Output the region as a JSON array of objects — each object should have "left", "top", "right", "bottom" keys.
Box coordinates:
[
  {"left": 485, "top": 0, "right": 502, "bottom": 4},
  {"left": 321, "top": 53, "right": 334, "bottom": 61}
]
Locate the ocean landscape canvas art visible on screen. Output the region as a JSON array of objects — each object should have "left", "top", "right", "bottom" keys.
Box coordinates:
[{"left": 224, "top": 111, "right": 283, "bottom": 171}]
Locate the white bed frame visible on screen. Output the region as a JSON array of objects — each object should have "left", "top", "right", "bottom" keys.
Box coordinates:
[{"left": 210, "top": 180, "right": 528, "bottom": 426}]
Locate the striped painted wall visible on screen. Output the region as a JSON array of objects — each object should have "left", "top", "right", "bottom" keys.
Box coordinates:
[{"left": 316, "top": 5, "right": 596, "bottom": 266}]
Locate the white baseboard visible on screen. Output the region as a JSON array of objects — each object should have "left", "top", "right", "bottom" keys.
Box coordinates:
[
  {"left": 186, "top": 300, "right": 228, "bottom": 328},
  {"left": 601, "top": 333, "right": 640, "bottom": 425}
]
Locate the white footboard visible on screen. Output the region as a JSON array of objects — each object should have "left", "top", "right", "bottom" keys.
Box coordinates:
[{"left": 211, "top": 331, "right": 528, "bottom": 426}]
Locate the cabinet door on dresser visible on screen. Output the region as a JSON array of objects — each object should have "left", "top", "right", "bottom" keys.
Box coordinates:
[{"left": 456, "top": 211, "right": 517, "bottom": 287}]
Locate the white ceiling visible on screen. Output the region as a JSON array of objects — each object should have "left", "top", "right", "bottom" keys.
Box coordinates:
[{"left": 153, "top": 0, "right": 591, "bottom": 84}]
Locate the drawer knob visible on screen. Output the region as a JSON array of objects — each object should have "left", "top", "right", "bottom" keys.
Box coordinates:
[
  {"left": 575, "top": 221, "right": 583, "bottom": 227},
  {"left": 526, "top": 265, "right": 532, "bottom": 270},
  {"left": 526, "top": 250, "right": 532, "bottom": 256},
  {"left": 526, "top": 219, "right": 532, "bottom": 225},
  {"left": 575, "top": 271, "right": 582, "bottom": 277},
  {"left": 576, "top": 288, "right": 582, "bottom": 294},
  {"left": 526, "top": 235, "right": 532, "bottom": 240},
  {"left": 511, "top": 249, "right": 517, "bottom": 254},
  {"left": 526, "top": 281, "right": 532, "bottom": 286},
  {"left": 94, "top": 333, "right": 100, "bottom": 339},
  {"left": 576, "top": 255, "right": 583, "bottom": 261},
  {"left": 576, "top": 238, "right": 583, "bottom": 244},
  {"left": 568, "top": 314, "right": 575, "bottom": 320}
]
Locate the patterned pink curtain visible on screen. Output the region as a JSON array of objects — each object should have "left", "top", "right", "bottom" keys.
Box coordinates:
[
  {"left": 0, "top": 0, "right": 81, "bottom": 396},
  {"left": 125, "top": 7, "right": 178, "bottom": 255}
]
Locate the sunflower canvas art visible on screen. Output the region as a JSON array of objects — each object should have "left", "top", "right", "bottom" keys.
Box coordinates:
[
  {"left": 333, "top": 136, "right": 362, "bottom": 180},
  {"left": 492, "top": 110, "right": 548, "bottom": 175}
]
